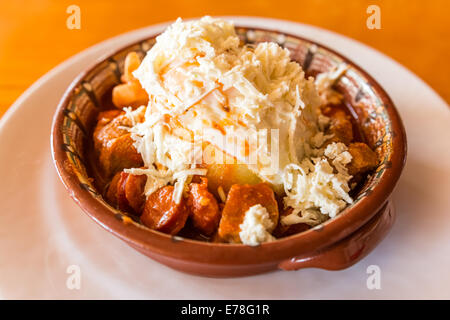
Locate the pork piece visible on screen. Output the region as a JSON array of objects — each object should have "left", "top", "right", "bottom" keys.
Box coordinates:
[
  {"left": 105, "top": 171, "right": 147, "bottom": 214},
  {"left": 121, "top": 173, "right": 147, "bottom": 214},
  {"left": 322, "top": 105, "right": 354, "bottom": 145},
  {"left": 106, "top": 171, "right": 147, "bottom": 212},
  {"left": 105, "top": 171, "right": 121, "bottom": 206},
  {"left": 141, "top": 186, "right": 189, "bottom": 235},
  {"left": 217, "top": 183, "right": 279, "bottom": 243},
  {"left": 347, "top": 142, "right": 379, "bottom": 177},
  {"left": 210, "top": 232, "right": 225, "bottom": 243},
  {"left": 187, "top": 178, "right": 221, "bottom": 236},
  {"left": 93, "top": 111, "right": 143, "bottom": 178},
  {"left": 272, "top": 208, "right": 310, "bottom": 238}
]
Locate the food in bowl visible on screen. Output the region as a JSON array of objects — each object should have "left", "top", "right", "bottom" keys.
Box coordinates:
[{"left": 89, "top": 16, "right": 379, "bottom": 246}]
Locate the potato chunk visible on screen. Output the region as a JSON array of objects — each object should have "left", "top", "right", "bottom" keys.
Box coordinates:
[
  {"left": 205, "top": 164, "right": 262, "bottom": 198},
  {"left": 218, "top": 183, "right": 279, "bottom": 243},
  {"left": 201, "top": 145, "right": 262, "bottom": 198}
]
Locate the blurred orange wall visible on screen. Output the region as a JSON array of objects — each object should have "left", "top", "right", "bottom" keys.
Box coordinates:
[{"left": 0, "top": 0, "right": 448, "bottom": 116}]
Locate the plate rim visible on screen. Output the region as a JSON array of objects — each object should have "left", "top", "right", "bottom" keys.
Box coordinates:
[
  {"left": 50, "top": 22, "right": 407, "bottom": 267},
  {"left": 1, "top": 16, "right": 449, "bottom": 298}
]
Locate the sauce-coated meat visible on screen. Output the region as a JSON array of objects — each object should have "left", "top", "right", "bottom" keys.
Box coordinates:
[
  {"left": 105, "top": 171, "right": 121, "bottom": 206},
  {"left": 322, "top": 105, "right": 354, "bottom": 145},
  {"left": 121, "top": 173, "right": 147, "bottom": 214},
  {"left": 187, "top": 178, "right": 221, "bottom": 236},
  {"left": 218, "top": 183, "right": 279, "bottom": 243},
  {"left": 347, "top": 142, "right": 379, "bottom": 177},
  {"left": 105, "top": 171, "right": 147, "bottom": 214},
  {"left": 93, "top": 111, "right": 143, "bottom": 178},
  {"left": 141, "top": 186, "right": 189, "bottom": 235}
]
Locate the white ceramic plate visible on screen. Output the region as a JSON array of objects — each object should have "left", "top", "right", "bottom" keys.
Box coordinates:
[{"left": 0, "top": 17, "right": 449, "bottom": 299}]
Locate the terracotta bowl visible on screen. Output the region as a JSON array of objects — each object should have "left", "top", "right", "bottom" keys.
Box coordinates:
[{"left": 51, "top": 26, "right": 407, "bottom": 277}]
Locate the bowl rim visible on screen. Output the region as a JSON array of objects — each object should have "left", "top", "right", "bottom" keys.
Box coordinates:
[{"left": 51, "top": 25, "right": 407, "bottom": 265}]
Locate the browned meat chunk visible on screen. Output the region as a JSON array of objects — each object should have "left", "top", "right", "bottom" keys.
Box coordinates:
[
  {"left": 96, "top": 109, "right": 123, "bottom": 128},
  {"left": 141, "top": 186, "right": 189, "bottom": 235},
  {"left": 347, "top": 142, "right": 379, "bottom": 177},
  {"left": 93, "top": 111, "right": 143, "bottom": 178},
  {"left": 105, "top": 171, "right": 147, "bottom": 214},
  {"left": 218, "top": 183, "right": 279, "bottom": 243},
  {"left": 187, "top": 178, "right": 221, "bottom": 236},
  {"left": 210, "top": 232, "right": 225, "bottom": 243},
  {"left": 122, "top": 173, "right": 147, "bottom": 214},
  {"left": 322, "top": 106, "right": 354, "bottom": 145},
  {"left": 105, "top": 171, "right": 121, "bottom": 206}
]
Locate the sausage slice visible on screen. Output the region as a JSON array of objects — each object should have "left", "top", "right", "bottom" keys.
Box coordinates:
[
  {"left": 105, "top": 171, "right": 147, "bottom": 215},
  {"left": 187, "top": 178, "right": 220, "bottom": 236},
  {"left": 141, "top": 186, "right": 189, "bottom": 235}
]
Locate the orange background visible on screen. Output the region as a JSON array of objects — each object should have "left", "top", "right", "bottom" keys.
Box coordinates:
[{"left": 0, "top": 0, "right": 449, "bottom": 117}]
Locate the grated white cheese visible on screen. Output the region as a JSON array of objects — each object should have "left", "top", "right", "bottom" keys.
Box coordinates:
[
  {"left": 122, "top": 106, "right": 139, "bottom": 127},
  {"left": 132, "top": 16, "right": 322, "bottom": 191},
  {"left": 125, "top": 17, "right": 355, "bottom": 222},
  {"left": 239, "top": 204, "right": 276, "bottom": 246},
  {"left": 315, "top": 63, "right": 348, "bottom": 104},
  {"left": 217, "top": 186, "right": 226, "bottom": 203},
  {"left": 281, "top": 142, "right": 353, "bottom": 226}
]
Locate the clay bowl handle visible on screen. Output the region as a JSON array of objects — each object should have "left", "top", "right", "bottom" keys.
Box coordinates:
[{"left": 279, "top": 200, "right": 395, "bottom": 271}]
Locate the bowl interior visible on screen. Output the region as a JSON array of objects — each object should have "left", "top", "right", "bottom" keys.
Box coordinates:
[{"left": 54, "top": 27, "right": 397, "bottom": 245}]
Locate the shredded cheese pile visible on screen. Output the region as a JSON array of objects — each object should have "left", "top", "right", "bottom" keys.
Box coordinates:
[
  {"left": 281, "top": 142, "right": 353, "bottom": 226},
  {"left": 124, "top": 16, "right": 353, "bottom": 225}
]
